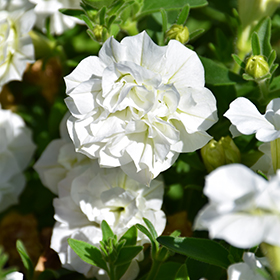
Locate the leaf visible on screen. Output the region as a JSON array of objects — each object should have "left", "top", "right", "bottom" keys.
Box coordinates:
[
  {"left": 175, "top": 264, "right": 189, "bottom": 280},
  {"left": 115, "top": 246, "right": 143, "bottom": 266},
  {"left": 160, "top": 8, "right": 168, "bottom": 33},
  {"left": 99, "top": 7, "right": 106, "bottom": 25},
  {"left": 101, "top": 220, "right": 115, "bottom": 242},
  {"left": 116, "top": 262, "right": 131, "bottom": 280},
  {"left": 253, "top": 17, "right": 272, "bottom": 58},
  {"left": 59, "top": 8, "right": 85, "bottom": 20},
  {"left": 16, "top": 240, "right": 34, "bottom": 280},
  {"left": 68, "top": 238, "right": 108, "bottom": 271},
  {"left": 139, "top": 0, "right": 208, "bottom": 17},
  {"left": 154, "top": 261, "right": 182, "bottom": 280},
  {"left": 119, "top": 226, "right": 138, "bottom": 246},
  {"left": 176, "top": 4, "right": 190, "bottom": 25},
  {"left": 157, "top": 236, "right": 231, "bottom": 269},
  {"left": 80, "top": 14, "right": 94, "bottom": 30},
  {"left": 200, "top": 56, "right": 244, "bottom": 85},
  {"left": 189, "top": 29, "right": 204, "bottom": 40},
  {"left": 267, "top": 50, "right": 276, "bottom": 67},
  {"left": 232, "top": 54, "right": 246, "bottom": 69},
  {"left": 37, "top": 269, "right": 60, "bottom": 280},
  {"left": 143, "top": 218, "right": 158, "bottom": 240},
  {"left": 251, "top": 32, "right": 261, "bottom": 56}
]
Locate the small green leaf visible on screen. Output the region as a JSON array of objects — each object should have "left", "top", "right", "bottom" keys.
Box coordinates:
[
  {"left": 176, "top": 4, "right": 190, "bottom": 25},
  {"left": 99, "top": 7, "right": 106, "bottom": 25},
  {"left": 59, "top": 8, "right": 85, "bottom": 20},
  {"left": 107, "top": 15, "right": 117, "bottom": 28},
  {"left": 68, "top": 238, "right": 108, "bottom": 271},
  {"left": 143, "top": 218, "right": 158, "bottom": 240},
  {"left": 116, "top": 262, "right": 131, "bottom": 280},
  {"left": 160, "top": 8, "right": 168, "bottom": 34},
  {"left": 80, "top": 14, "right": 94, "bottom": 30},
  {"left": 157, "top": 236, "right": 231, "bottom": 269},
  {"left": 200, "top": 56, "right": 244, "bottom": 85},
  {"left": 232, "top": 54, "right": 246, "bottom": 69},
  {"left": 154, "top": 262, "right": 182, "bottom": 280},
  {"left": 175, "top": 264, "right": 189, "bottom": 280},
  {"left": 267, "top": 50, "right": 276, "bottom": 67},
  {"left": 188, "top": 29, "right": 204, "bottom": 40},
  {"left": 119, "top": 226, "right": 138, "bottom": 246},
  {"left": 242, "top": 73, "right": 255, "bottom": 81},
  {"left": 101, "top": 220, "right": 115, "bottom": 242},
  {"left": 251, "top": 32, "right": 261, "bottom": 56},
  {"left": 115, "top": 246, "right": 143, "bottom": 266},
  {"left": 16, "top": 240, "right": 34, "bottom": 280}
]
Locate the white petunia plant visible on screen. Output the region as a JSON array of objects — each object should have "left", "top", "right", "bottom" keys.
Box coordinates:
[
  {"left": 0, "top": 1, "right": 36, "bottom": 91},
  {"left": 65, "top": 31, "right": 218, "bottom": 185},
  {"left": 0, "top": 106, "right": 36, "bottom": 212}
]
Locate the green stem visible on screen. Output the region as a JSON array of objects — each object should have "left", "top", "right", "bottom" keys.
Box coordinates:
[
  {"left": 270, "top": 138, "right": 280, "bottom": 172},
  {"left": 108, "top": 262, "right": 117, "bottom": 280},
  {"left": 258, "top": 80, "right": 269, "bottom": 102},
  {"left": 146, "top": 260, "right": 162, "bottom": 280}
]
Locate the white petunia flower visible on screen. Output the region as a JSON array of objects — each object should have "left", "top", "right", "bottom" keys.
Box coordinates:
[
  {"left": 29, "top": 0, "right": 83, "bottom": 35},
  {"left": 0, "top": 2, "right": 36, "bottom": 91},
  {"left": 5, "top": 272, "right": 24, "bottom": 280},
  {"left": 51, "top": 163, "right": 166, "bottom": 279},
  {"left": 228, "top": 252, "right": 269, "bottom": 280},
  {"left": 34, "top": 113, "right": 91, "bottom": 195},
  {"left": 194, "top": 164, "right": 280, "bottom": 248},
  {"left": 224, "top": 97, "right": 280, "bottom": 142},
  {"left": 65, "top": 31, "right": 218, "bottom": 185},
  {"left": 0, "top": 106, "right": 36, "bottom": 212}
]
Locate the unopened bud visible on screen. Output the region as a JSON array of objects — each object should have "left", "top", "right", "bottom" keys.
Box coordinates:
[
  {"left": 201, "top": 136, "right": 241, "bottom": 173},
  {"left": 93, "top": 25, "right": 104, "bottom": 41},
  {"left": 245, "top": 55, "right": 270, "bottom": 80},
  {"left": 166, "top": 24, "right": 189, "bottom": 44}
]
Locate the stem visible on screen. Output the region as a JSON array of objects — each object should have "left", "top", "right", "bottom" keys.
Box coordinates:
[
  {"left": 146, "top": 260, "right": 162, "bottom": 280},
  {"left": 108, "top": 262, "right": 117, "bottom": 280},
  {"left": 270, "top": 138, "right": 280, "bottom": 173},
  {"left": 258, "top": 80, "right": 269, "bottom": 102}
]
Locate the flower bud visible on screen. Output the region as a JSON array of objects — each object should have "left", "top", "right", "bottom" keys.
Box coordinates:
[
  {"left": 245, "top": 55, "right": 270, "bottom": 80},
  {"left": 93, "top": 25, "right": 104, "bottom": 41},
  {"left": 166, "top": 24, "right": 189, "bottom": 44},
  {"left": 201, "top": 136, "right": 241, "bottom": 173}
]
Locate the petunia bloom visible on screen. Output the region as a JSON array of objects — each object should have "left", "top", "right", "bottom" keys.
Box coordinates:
[
  {"left": 51, "top": 163, "right": 166, "bottom": 279},
  {"left": 227, "top": 252, "right": 269, "bottom": 280},
  {"left": 194, "top": 164, "right": 280, "bottom": 248},
  {"left": 224, "top": 97, "right": 280, "bottom": 142},
  {"left": 29, "top": 0, "right": 83, "bottom": 35},
  {"left": 0, "top": 106, "right": 36, "bottom": 212},
  {"left": 0, "top": 2, "right": 35, "bottom": 91},
  {"left": 5, "top": 272, "right": 24, "bottom": 280},
  {"left": 65, "top": 31, "right": 218, "bottom": 185}
]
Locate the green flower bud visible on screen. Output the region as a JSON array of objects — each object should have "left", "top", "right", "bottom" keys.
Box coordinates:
[
  {"left": 201, "top": 136, "right": 241, "bottom": 173},
  {"left": 166, "top": 24, "right": 189, "bottom": 44},
  {"left": 245, "top": 55, "right": 270, "bottom": 80},
  {"left": 93, "top": 25, "right": 104, "bottom": 41}
]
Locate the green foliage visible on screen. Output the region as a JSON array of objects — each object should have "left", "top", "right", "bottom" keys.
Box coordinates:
[
  {"left": 16, "top": 240, "right": 34, "bottom": 280},
  {"left": 0, "top": 247, "right": 16, "bottom": 280}
]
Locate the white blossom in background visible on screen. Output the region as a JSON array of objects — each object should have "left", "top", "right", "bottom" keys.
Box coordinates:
[
  {"left": 5, "top": 272, "right": 24, "bottom": 280},
  {"left": 34, "top": 113, "right": 91, "bottom": 195},
  {"left": 0, "top": 1, "right": 36, "bottom": 91},
  {"left": 228, "top": 252, "right": 269, "bottom": 280},
  {"left": 224, "top": 97, "right": 280, "bottom": 142},
  {"left": 29, "top": 0, "right": 83, "bottom": 35},
  {"left": 65, "top": 31, "right": 218, "bottom": 185},
  {"left": 0, "top": 106, "right": 36, "bottom": 212},
  {"left": 51, "top": 163, "right": 166, "bottom": 279},
  {"left": 194, "top": 164, "right": 280, "bottom": 248}
]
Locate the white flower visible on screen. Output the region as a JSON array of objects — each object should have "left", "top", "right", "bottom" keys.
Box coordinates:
[
  {"left": 0, "top": 107, "right": 36, "bottom": 212},
  {"left": 5, "top": 272, "right": 24, "bottom": 280},
  {"left": 194, "top": 164, "right": 280, "bottom": 248},
  {"left": 224, "top": 97, "right": 280, "bottom": 142},
  {"left": 34, "top": 113, "right": 91, "bottom": 195},
  {"left": 0, "top": 3, "right": 35, "bottom": 91},
  {"left": 228, "top": 252, "right": 269, "bottom": 280},
  {"left": 51, "top": 162, "right": 166, "bottom": 279},
  {"left": 29, "top": 0, "right": 83, "bottom": 35},
  {"left": 65, "top": 31, "right": 218, "bottom": 185}
]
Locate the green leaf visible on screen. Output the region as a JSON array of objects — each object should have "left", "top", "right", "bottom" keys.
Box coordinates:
[
  {"left": 37, "top": 269, "right": 60, "bottom": 280},
  {"left": 139, "top": 0, "right": 208, "bottom": 17},
  {"left": 160, "top": 8, "right": 168, "bottom": 33},
  {"left": 68, "top": 238, "right": 108, "bottom": 271},
  {"left": 154, "top": 261, "right": 182, "bottom": 280},
  {"left": 157, "top": 236, "right": 231, "bottom": 269},
  {"left": 189, "top": 29, "right": 204, "bottom": 40},
  {"left": 200, "top": 56, "right": 244, "bottom": 85},
  {"left": 116, "top": 262, "right": 131, "bottom": 280},
  {"left": 176, "top": 4, "right": 190, "bottom": 25},
  {"left": 242, "top": 73, "right": 255, "bottom": 81},
  {"left": 80, "top": 14, "right": 94, "bottom": 30},
  {"left": 175, "top": 264, "right": 189, "bottom": 280},
  {"left": 99, "top": 7, "right": 106, "bottom": 25},
  {"left": 119, "top": 226, "right": 138, "bottom": 246},
  {"left": 267, "top": 50, "right": 276, "bottom": 67},
  {"left": 232, "top": 54, "right": 246, "bottom": 69},
  {"left": 115, "top": 246, "right": 143, "bottom": 266},
  {"left": 251, "top": 32, "right": 261, "bottom": 56},
  {"left": 16, "top": 240, "right": 34, "bottom": 280},
  {"left": 143, "top": 218, "right": 158, "bottom": 240},
  {"left": 59, "top": 8, "right": 85, "bottom": 20},
  {"left": 254, "top": 17, "right": 272, "bottom": 58},
  {"left": 101, "top": 220, "right": 115, "bottom": 242}
]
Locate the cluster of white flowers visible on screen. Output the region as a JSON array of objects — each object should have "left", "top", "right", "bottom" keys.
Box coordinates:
[
  {"left": 194, "top": 164, "right": 280, "bottom": 248},
  {"left": 29, "top": 0, "right": 83, "bottom": 35},
  {"left": 65, "top": 31, "right": 218, "bottom": 185},
  {"left": 35, "top": 115, "right": 166, "bottom": 279},
  {"left": 0, "top": 0, "right": 36, "bottom": 91},
  {"left": 0, "top": 106, "right": 36, "bottom": 212},
  {"left": 5, "top": 272, "right": 24, "bottom": 280}
]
